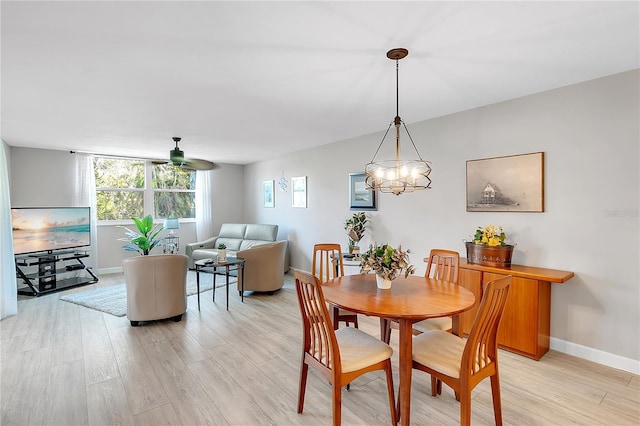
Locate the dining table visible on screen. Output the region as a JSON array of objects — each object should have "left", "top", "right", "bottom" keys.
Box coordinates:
[{"left": 322, "top": 273, "right": 476, "bottom": 426}]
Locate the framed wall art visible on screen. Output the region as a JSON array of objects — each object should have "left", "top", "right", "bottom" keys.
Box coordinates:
[
  {"left": 263, "top": 180, "right": 275, "bottom": 208},
  {"left": 349, "top": 173, "right": 377, "bottom": 210},
  {"left": 291, "top": 176, "right": 307, "bottom": 208},
  {"left": 466, "top": 152, "right": 544, "bottom": 212}
]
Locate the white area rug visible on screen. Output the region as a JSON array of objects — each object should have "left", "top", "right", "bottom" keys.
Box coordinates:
[{"left": 60, "top": 274, "right": 237, "bottom": 317}]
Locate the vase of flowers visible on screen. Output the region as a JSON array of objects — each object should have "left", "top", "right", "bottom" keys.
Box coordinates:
[
  {"left": 360, "top": 243, "right": 415, "bottom": 289},
  {"left": 345, "top": 212, "right": 367, "bottom": 257},
  {"left": 465, "top": 224, "right": 514, "bottom": 267}
]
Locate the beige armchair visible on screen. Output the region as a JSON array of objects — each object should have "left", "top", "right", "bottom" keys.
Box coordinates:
[
  {"left": 236, "top": 241, "right": 287, "bottom": 294},
  {"left": 122, "top": 254, "right": 188, "bottom": 326}
]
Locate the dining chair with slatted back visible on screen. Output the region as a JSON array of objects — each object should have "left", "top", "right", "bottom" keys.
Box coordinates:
[
  {"left": 411, "top": 275, "right": 512, "bottom": 426},
  {"left": 312, "top": 243, "right": 359, "bottom": 330},
  {"left": 412, "top": 249, "right": 460, "bottom": 334},
  {"left": 294, "top": 270, "right": 397, "bottom": 426},
  {"left": 380, "top": 249, "right": 460, "bottom": 344}
]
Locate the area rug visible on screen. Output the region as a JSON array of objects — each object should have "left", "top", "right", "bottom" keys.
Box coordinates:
[{"left": 59, "top": 274, "right": 237, "bottom": 317}]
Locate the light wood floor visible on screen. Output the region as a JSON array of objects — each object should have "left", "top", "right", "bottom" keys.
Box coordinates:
[{"left": 2, "top": 272, "right": 639, "bottom": 425}]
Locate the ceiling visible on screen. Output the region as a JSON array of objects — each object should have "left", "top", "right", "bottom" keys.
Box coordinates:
[{"left": 2, "top": 1, "right": 638, "bottom": 165}]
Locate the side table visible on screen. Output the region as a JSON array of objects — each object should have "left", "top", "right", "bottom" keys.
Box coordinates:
[{"left": 194, "top": 257, "right": 245, "bottom": 311}]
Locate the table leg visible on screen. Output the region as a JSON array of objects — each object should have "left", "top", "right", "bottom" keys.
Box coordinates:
[
  {"left": 240, "top": 264, "right": 244, "bottom": 303},
  {"left": 196, "top": 269, "right": 201, "bottom": 311},
  {"left": 212, "top": 268, "right": 216, "bottom": 302},
  {"left": 452, "top": 314, "right": 461, "bottom": 336},
  {"left": 225, "top": 268, "right": 230, "bottom": 311},
  {"left": 398, "top": 319, "right": 413, "bottom": 426}
]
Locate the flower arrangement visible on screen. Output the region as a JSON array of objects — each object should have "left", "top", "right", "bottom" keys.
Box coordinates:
[
  {"left": 473, "top": 224, "right": 507, "bottom": 247},
  {"left": 344, "top": 212, "right": 367, "bottom": 253},
  {"left": 360, "top": 243, "right": 415, "bottom": 281}
]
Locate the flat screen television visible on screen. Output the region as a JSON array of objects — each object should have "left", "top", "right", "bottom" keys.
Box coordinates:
[{"left": 11, "top": 207, "right": 91, "bottom": 255}]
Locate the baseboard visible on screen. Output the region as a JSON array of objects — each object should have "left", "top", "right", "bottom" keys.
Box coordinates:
[
  {"left": 97, "top": 266, "right": 123, "bottom": 275},
  {"left": 550, "top": 337, "right": 640, "bottom": 375}
]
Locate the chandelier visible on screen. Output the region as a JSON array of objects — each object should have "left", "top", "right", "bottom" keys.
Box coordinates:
[{"left": 365, "top": 48, "right": 432, "bottom": 195}]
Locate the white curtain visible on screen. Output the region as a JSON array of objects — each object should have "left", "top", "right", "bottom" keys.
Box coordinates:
[
  {"left": 73, "top": 153, "right": 98, "bottom": 270},
  {"left": 0, "top": 141, "right": 18, "bottom": 318},
  {"left": 195, "top": 170, "right": 213, "bottom": 240}
]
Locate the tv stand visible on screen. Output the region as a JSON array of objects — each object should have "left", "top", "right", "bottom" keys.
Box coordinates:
[{"left": 15, "top": 251, "right": 98, "bottom": 296}]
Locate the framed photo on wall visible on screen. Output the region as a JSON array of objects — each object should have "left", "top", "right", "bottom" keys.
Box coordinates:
[
  {"left": 263, "top": 180, "right": 275, "bottom": 208},
  {"left": 466, "top": 152, "right": 544, "bottom": 212},
  {"left": 291, "top": 176, "right": 307, "bottom": 208},
  {"left": 349, "top": 173, "right": 377, "bottom": 210}
]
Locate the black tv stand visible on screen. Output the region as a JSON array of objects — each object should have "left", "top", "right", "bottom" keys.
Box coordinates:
[{"left": 15, "top": 251, "right": 98, "bottom": 296}]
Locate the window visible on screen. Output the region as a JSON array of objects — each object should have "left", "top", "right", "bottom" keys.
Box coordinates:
[{"left": 94, "top": 157, "right": 196, "bottom": 221}]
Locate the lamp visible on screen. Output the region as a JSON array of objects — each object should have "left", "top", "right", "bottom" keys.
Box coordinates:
[
  {"left": 365, "top": 48, "right": 432, "bottom": 195},
  {"left": 163, "top": 218, "right": 180, "bottom": 235}
]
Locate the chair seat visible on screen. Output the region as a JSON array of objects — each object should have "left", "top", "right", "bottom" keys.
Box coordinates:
[
  {"left": 412, "top": 330, "right": 465, "bottom": 379},
  {"left": 335, "top": 327, "right": 393, "bottom": 373},
  {"left": 413, "top": 316, "right": 453, "bottom": 333}
]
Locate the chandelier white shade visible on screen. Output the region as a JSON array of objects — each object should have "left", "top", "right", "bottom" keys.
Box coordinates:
[{"left": 365, "top": 48, "right": 432, "bottom": 195}]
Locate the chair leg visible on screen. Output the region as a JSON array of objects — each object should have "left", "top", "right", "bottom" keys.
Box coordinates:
[
  {"left": 490, "top": 372, "right": 503, "bottom": 426},
  {"left": 380, "top": 318, "right": 391, "bottom": 344},
  {"left": 297, "top": 361, "right": 309, "bottom": 413},
  {"left": 383, "top": 361, "right": 397, "bottom": 425},
  {"left": 332, "top": 381, "right": 342, "bottom": 426},
  {"left": 459, "top": 389, "right": 472, "bottom": 426}
]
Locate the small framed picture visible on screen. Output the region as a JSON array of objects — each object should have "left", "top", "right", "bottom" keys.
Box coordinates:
[
  {"left": 349, "top": 173, "right": 377, "bottom": 210},
  {"left": 263, "top": 180, "right": 275, "bottom": 208},
  {"left": 291, "top": 176, "right": 307, "bottom": 208}
]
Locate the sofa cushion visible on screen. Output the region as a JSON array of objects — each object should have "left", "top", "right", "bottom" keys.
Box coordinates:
[
  {"left": 216, "top": 237, "right": 242, "bottom": 251},
  {"left": 219, "top": 224, "right": 247, "bottom": 239},
  {"left": 244, "top": 224, "right": 278, "bottom": 241},
  {"left": 239, "top": 240, "right": 270, "bottom": 250}
]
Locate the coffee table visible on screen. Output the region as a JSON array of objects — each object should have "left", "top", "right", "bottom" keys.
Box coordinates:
[{"left": 194, "top": 257, "right": 245, "bottom": 310}]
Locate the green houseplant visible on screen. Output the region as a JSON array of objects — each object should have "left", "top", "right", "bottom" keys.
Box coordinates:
[
  {"left": 119, "top": 215, "right": 165, "bottom": 255},
  {"left": 344, "top": 212, "right": 367, "bottom": 255}
]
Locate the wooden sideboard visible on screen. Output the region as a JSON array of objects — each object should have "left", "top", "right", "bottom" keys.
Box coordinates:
[{"left": 458, "top": 260, "right": 574, "bottom": 360}]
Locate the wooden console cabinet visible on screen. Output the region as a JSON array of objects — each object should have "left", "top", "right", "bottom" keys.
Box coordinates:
[{"left": 458, "top": 260, "right": 574, "bottom": 360}]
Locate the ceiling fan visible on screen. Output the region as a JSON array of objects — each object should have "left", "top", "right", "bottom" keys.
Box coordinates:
[{"left": 165, "top": 137, "right": 214, "bottom": 170}]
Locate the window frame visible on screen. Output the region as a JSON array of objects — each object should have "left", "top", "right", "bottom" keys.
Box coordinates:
[{"left": 94, "top": 157, "right": 197, "bottom": 225}]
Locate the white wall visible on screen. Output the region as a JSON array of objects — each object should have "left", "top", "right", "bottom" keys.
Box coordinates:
[{"left": 244, "top": 70, "right": 640, "bottom": 372}]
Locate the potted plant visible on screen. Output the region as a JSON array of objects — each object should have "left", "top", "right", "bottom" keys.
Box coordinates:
[
  {"left": 360, "top": 243, "right": 415, "bottom": 289},
  {"left": 119, "top": 215, "right": 165, "bottom": 255},
  {"left": 465, "top": 224, "right": 514, "bottom": 267},
  {"left": 217, "top": 243, "right": 227, "bottom": 262},
  {"left": 344, "top": 212, "right": 367, "bottom": 257}
]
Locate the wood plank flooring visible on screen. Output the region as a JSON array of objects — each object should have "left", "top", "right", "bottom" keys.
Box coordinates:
[{"left": 2, "top": 271, "right": 639, "bottom": 425}]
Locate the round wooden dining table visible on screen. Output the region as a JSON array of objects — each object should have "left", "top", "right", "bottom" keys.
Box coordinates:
[{"left": 322, "top": 273, "right": 476, "bottom": 426}]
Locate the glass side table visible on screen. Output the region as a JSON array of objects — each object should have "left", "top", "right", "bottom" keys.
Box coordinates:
[{"left": 194, "top": 257, "right": 245, "bottom": 311}]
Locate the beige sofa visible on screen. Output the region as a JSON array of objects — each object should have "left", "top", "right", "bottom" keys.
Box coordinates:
[
  {"left": 123, "top": 254, "right": 188, "bottom": 326},
  {"left": 185, "top": 224, "right": 289, "bottom": 292},
  {"left": 237, "top": 240, "right": 287, "bottom": 293}
]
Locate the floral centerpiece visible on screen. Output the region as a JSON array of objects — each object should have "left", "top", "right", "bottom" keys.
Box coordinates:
[
  {"left": 473, "top": 224, "right": 507, "bottom": 246},
  {"left": 466, "top": 224, "right": 513, "bottom": 267},
  {"left": 344, "top": 212, "right": 367, "bottom": 256},
  {"left": 360, "top": 243, "right": 415, "bottom": 288}
]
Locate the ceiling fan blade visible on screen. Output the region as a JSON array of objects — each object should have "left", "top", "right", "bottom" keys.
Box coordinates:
[{"left": 181, "top": 158, "right": 215, "bottom": 171}]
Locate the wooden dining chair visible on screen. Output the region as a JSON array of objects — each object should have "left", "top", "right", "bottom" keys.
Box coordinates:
[
  {"left": 381, "top": 248, "right": 460, "bottom": 343},
  {"left": 410, "top": 275, "right": 511, "bottom": 426},
  {"left": 312, "top": 243, "right": 359, "bottom": 330},
  {"left": 412, "top": 249, "right": 460, "bottom": 334},
  {"left": 294, "top": 270, "right": 397, "bottom": 426}
]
